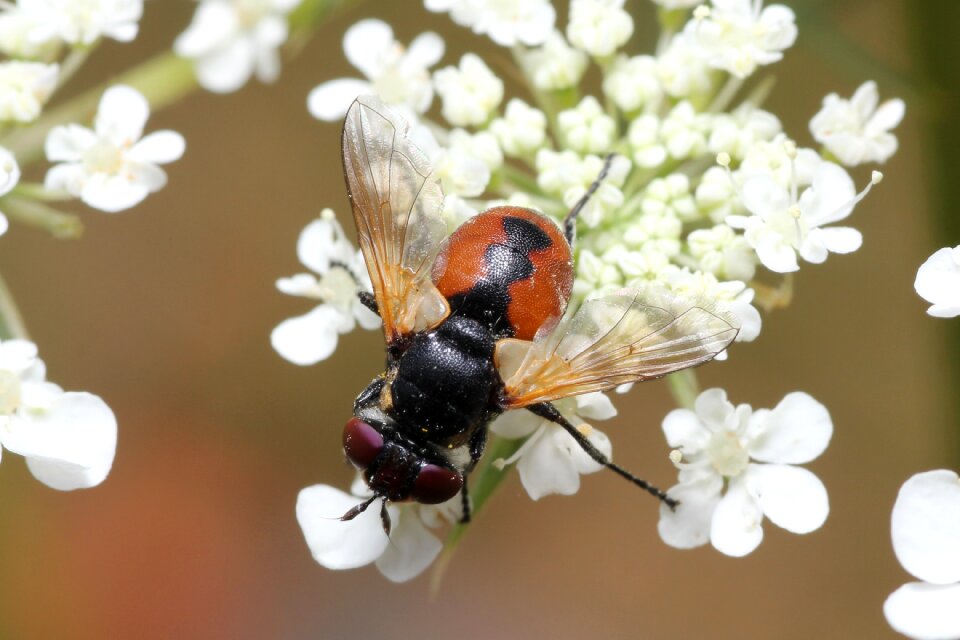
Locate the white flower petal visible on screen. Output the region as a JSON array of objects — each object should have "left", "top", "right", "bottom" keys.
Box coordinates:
[
  {"left": 407, "top": 31, "right": 444, "bottom": 68},
  {"left": 128, "top": 131, "right": 185, "bottom": 164},
  {"left": 45, "top": 124, "right": 96, "bottom": 162},
  {"left": 658, "top": 476, "right": 723, "bottom": 549},
  {"left": 574, "top": 392, "right": 617, "bottom": 421},
  {"left": 746, "top": 463, "right": 829, "bottom": 534},
  {"left": 80, "top": 173, "right": 150, "bottom": 212},
  {"left": 375, "top": 508, "right": 442, "bottom": 582},
  {"left": 747, "top": 392, "right": 832, "bottom": 464},
  {"left": 307, "top": 78, "right": 372, "bottom": 121},
  {"left": 271, "top": 305, "right": 345, "bottom": 366},
  {"left": 517, "top": 427, "right": 581, "bottom": 499},
  {"left": 194, "top": 36, "right": 256, "bottom": 94},
  {"left": 885, "top": 582, "right": 960, "bottom": 640},
  {"left": 489, "top": 409, "right": 541, "bottom": 439},
  {"left": 2, "top": 392, "right": 117, "bottom": 490},
  {"left": 741, "top": 174, "right": 790, "bottom": 218},
  {"left": 915, "top": 247, "right": 960, "bottom": 317},
  {"left": 710, "top": 478, "right": 764, "bottom": 557},
  {"left": 662, "top": 408, "right": 709, "bottom": 451},
  {"left": 891, "top": 470, "right": 960, "bottom": 585},
  {"left": 95, "top": 85, "right": 149, "bottom": 143},
  {"left": 343, "top": 19, "right": 393, "bottom": 77},
  {"left": 296, "top": 484, "right": 389, "bottom": 570}
]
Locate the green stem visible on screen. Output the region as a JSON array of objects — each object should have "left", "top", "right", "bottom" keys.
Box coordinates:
[
  {"left": 12, "top": 182, "right": 72, "bottom": 201},
  {"left": 430, "top": 436, "right": 524, "bottom": 594},
  {"left": 0, "top": 194, "right": 83, "bottom": 238},
  {"left": 0, "top": 272, "right": 28, "bottom": 340},
  {"left": 666, "top": 369, "right": 700, "bottom": 410}
]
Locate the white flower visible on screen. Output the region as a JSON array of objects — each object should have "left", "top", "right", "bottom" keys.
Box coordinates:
[
  {"left": 652, "top": 0, "right": 702, "bottom": 8},
  {"left": 307, "top": 19, "right": 443, "bottom": 122},
  {"left": 0, "top": 61, "right": 57, "bottom": 123},
  {"left": 408, "top": 126, "right": 492, "bottom": 198},
  {"left": 657, "top": 33, "right": 713, "bottom": 99},
  {"left": 0, "top": 338, "right": 117, "bottom": 490},
  {"left": 708, "top": 103, "right": 782, "bottom": 160},
  {"left": 914, "top": 246, "right": 960, "bottom": 318},
  {"left": 558, "top": 96, "right": 616, "bottom": 154},
  {"left": 627, "top": 114, "right": 667, "bottom": 168},
  {"left": 490, "top": 393, "right": 616, "bottom": 500},
  {"left": 0, "top": 146, "right": 21, "bottom": 237},
  {"left": 425, "top": 0, "right": 555, "bottom": 47},
  {"left": 519, "top": 30, "right": 588, "bottom": 91},
  {"left": 272, "top": 210, "right": 380, "bottom": 366},
  {"left": 296, "top": 480, "right": 458, "bottom": 582},
  {"left": 0, "top": 0, "right": 142, "bottom": 49},
  {"left": 44, "top": 85, "right": 185, "bottom": 213},
  {"left": 727, "top": 159, "right": 872, "bottom": 273},
  {"left": 603, "top": 54, "right": 662, "bottom": 114},
  {"left": 658, "top": 389, "right": 831, "bottom": 556},
  {"left": 656, "top": 266, "right": 761, "bottom": 343},
  {"left": 660, "top": 100, "right": 709, "bottom": 160},
  {"left": 489, "top": 99, "right": 547, "bottom": 158},
  {"left": 434, "top": 53, "right": 503, "bottom": 127},
  {"left": 686, "top": 0, "right": 797, "bottom": 78},
  {"left": 641, "top": 173, "right": 698, "bottom": 223},
  {"left": 688, "top": 223, "right": 758, "bottom": 282},
  {"left": 174, "top": 0, "right": 302, "bottom": 94},
  {"left": 566, "top": 0, "right": 634, "bottom": 58},
  {"left": 810, "top": 80, "right": 905, "bottom": 166},
  {"left": 884, "top": 470, "right": 960, "bottom": 640},
  {"left": 695, "top": 165, "right": 742, "bottom": 223}
]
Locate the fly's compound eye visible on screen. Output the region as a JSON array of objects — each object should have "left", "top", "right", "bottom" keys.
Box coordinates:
[
  {"left": 342, "top": 418, "right": 384, "bottom": 469},
  {"left": 411, "top": 464, "right": 463, "bottom": 504}
]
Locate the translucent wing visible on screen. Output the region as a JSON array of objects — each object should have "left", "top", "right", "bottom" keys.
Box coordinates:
[
  {"left": 342, "top": 95, "right": 450, "bottom": 344},
  {"left": 497, "top": 284, "right": 739, "bottom": 408}
]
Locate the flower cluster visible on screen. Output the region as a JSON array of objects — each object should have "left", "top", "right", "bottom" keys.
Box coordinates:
[
  {"left": 281, "top": 0, "right": 903, "bottom": 582},
  {"left": 0, "top": 338, "right": 116, "bottom": 490}
]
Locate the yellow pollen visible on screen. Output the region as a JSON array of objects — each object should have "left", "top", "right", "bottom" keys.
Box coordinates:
[{"left": 576, "top": 423, "right": 594, "bottom": 437}]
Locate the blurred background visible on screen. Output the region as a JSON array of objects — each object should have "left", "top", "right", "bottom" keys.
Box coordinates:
[{"left": 0, "top": 0, "right": 955, "bottom": 638}]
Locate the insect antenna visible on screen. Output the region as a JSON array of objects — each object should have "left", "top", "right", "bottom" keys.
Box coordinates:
[
  {"left": 527, "top": 401, "right": 679, "bottom": 510},
  {"left": 563, "top": 153, "right": 616, "bottom": 245}
]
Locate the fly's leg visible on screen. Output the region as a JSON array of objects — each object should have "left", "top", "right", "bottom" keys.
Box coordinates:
[
  {"left": 526, "top": 402, "right": 678, "bottom": 510},
  {"left": 459, "top": 427, "right": 488, "bottom": 524},
  {"left": 563, "top": 153, "right": 616, "bottom": 246}
]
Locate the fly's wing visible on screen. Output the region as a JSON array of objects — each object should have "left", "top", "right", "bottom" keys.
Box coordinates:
[
  {"left": 497, "top": 284, "right": 739, "bottom": 408},
  {"left": 342, "top": 95, "right": 450, "bottom": 344}
]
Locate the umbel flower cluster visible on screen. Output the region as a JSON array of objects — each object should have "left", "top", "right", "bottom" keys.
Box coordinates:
[{"left": 275, "top": 0, "right": 906, "bottom": 586}]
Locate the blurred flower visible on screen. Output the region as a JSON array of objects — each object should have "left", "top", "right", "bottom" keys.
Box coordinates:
[
  {"left": 433, "top": 53, "right": 503, "bottom": 127},
  {"left": 297, "top": 477, "right": 459, "bottom": 582},
  {"left": 0, "top": 146, "right": 21, "bottom": 237},
  {"left": 424, "top": 0, "right": 555, "bottom": 47},
  {"left": 307, "top": 18, "right": 443, "bottom": 122},
  {"left": 489, "top": 98, "right": 547, "bottom": 158},
  {"left": 566, "top": 0, "right": 633, "bottom": 58},
  {"left": 490, "top": 393, "right": 615, "bottom": 500},
  {"left": 914, "top": 246, "right": 960, "bottom": 318},
  {"left": 686, "top": 0, "right": 797, "bottom": 78},
  {"left": 44, "top": 85, "right": 185, "bottom": 212},
  {"left": 174, "top": 0, "right": 301, "bottom": 94},
  {"left": 558, "top": 96, "right": 616, "bottom": 154},
  {"left": 0, "top": 338, "right": 117, "bottom": 490},
  {"left": 602, "top": 54, "right": 662, "bottom": 114},
  {"left": 0, "top": 0, "right": 142, "bottom": 51},
  {"left": 0, "top": 61, "right": 57, "bottom": 123},
  {"left": 810, "top": 81, "right": 904, "bottom": 167},
  {"left": 884, "top": 470, "right": 960, "bottom": 640},
  {"left": 518, "top": 30, "right": 587, "bottom": 91},
  {"left": 272, "top": 210, "right": 380, "bottom": 366},
  {"left": 658, "top": 389, "right": 831, "bottom": 556}
]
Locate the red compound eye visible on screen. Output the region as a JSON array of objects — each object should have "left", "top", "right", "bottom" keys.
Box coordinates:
[
  {"left": 342, "top": 418, "right": 383, "bottom": 469},
  {"left": 411, "top": 464, "right": 463, "bottom": 504}
]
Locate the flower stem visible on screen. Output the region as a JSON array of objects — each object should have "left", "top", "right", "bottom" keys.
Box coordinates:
[
  {"left": 0, "top": 272, "right": 28, "bottom": 341},
  {"left": 666, "top": 369, "right": 700, "bottom": 410},
  {"left": 0, "top": 194, "right": 83, "bottom": 238},
  {"left": 429, "top": 435, "right": 524, "bottom": 595}
]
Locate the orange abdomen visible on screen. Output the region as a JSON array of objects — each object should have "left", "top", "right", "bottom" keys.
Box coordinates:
[{"left": 431, "top": 206, "right": 573, "bottom": 341}]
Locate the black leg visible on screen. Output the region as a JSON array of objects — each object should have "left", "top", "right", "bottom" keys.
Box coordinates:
[
  {"left": 563, "top": 153, "right": 616, "bottom": 246},
  {"left": 459, "top": 427, "right": 488, "bottom": 524},
  {"left": 357, "top": 291, "right": 379, "bottom": 316},
  {"left": 527, "top": 402, "right": 678, "bottom": 510}
]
